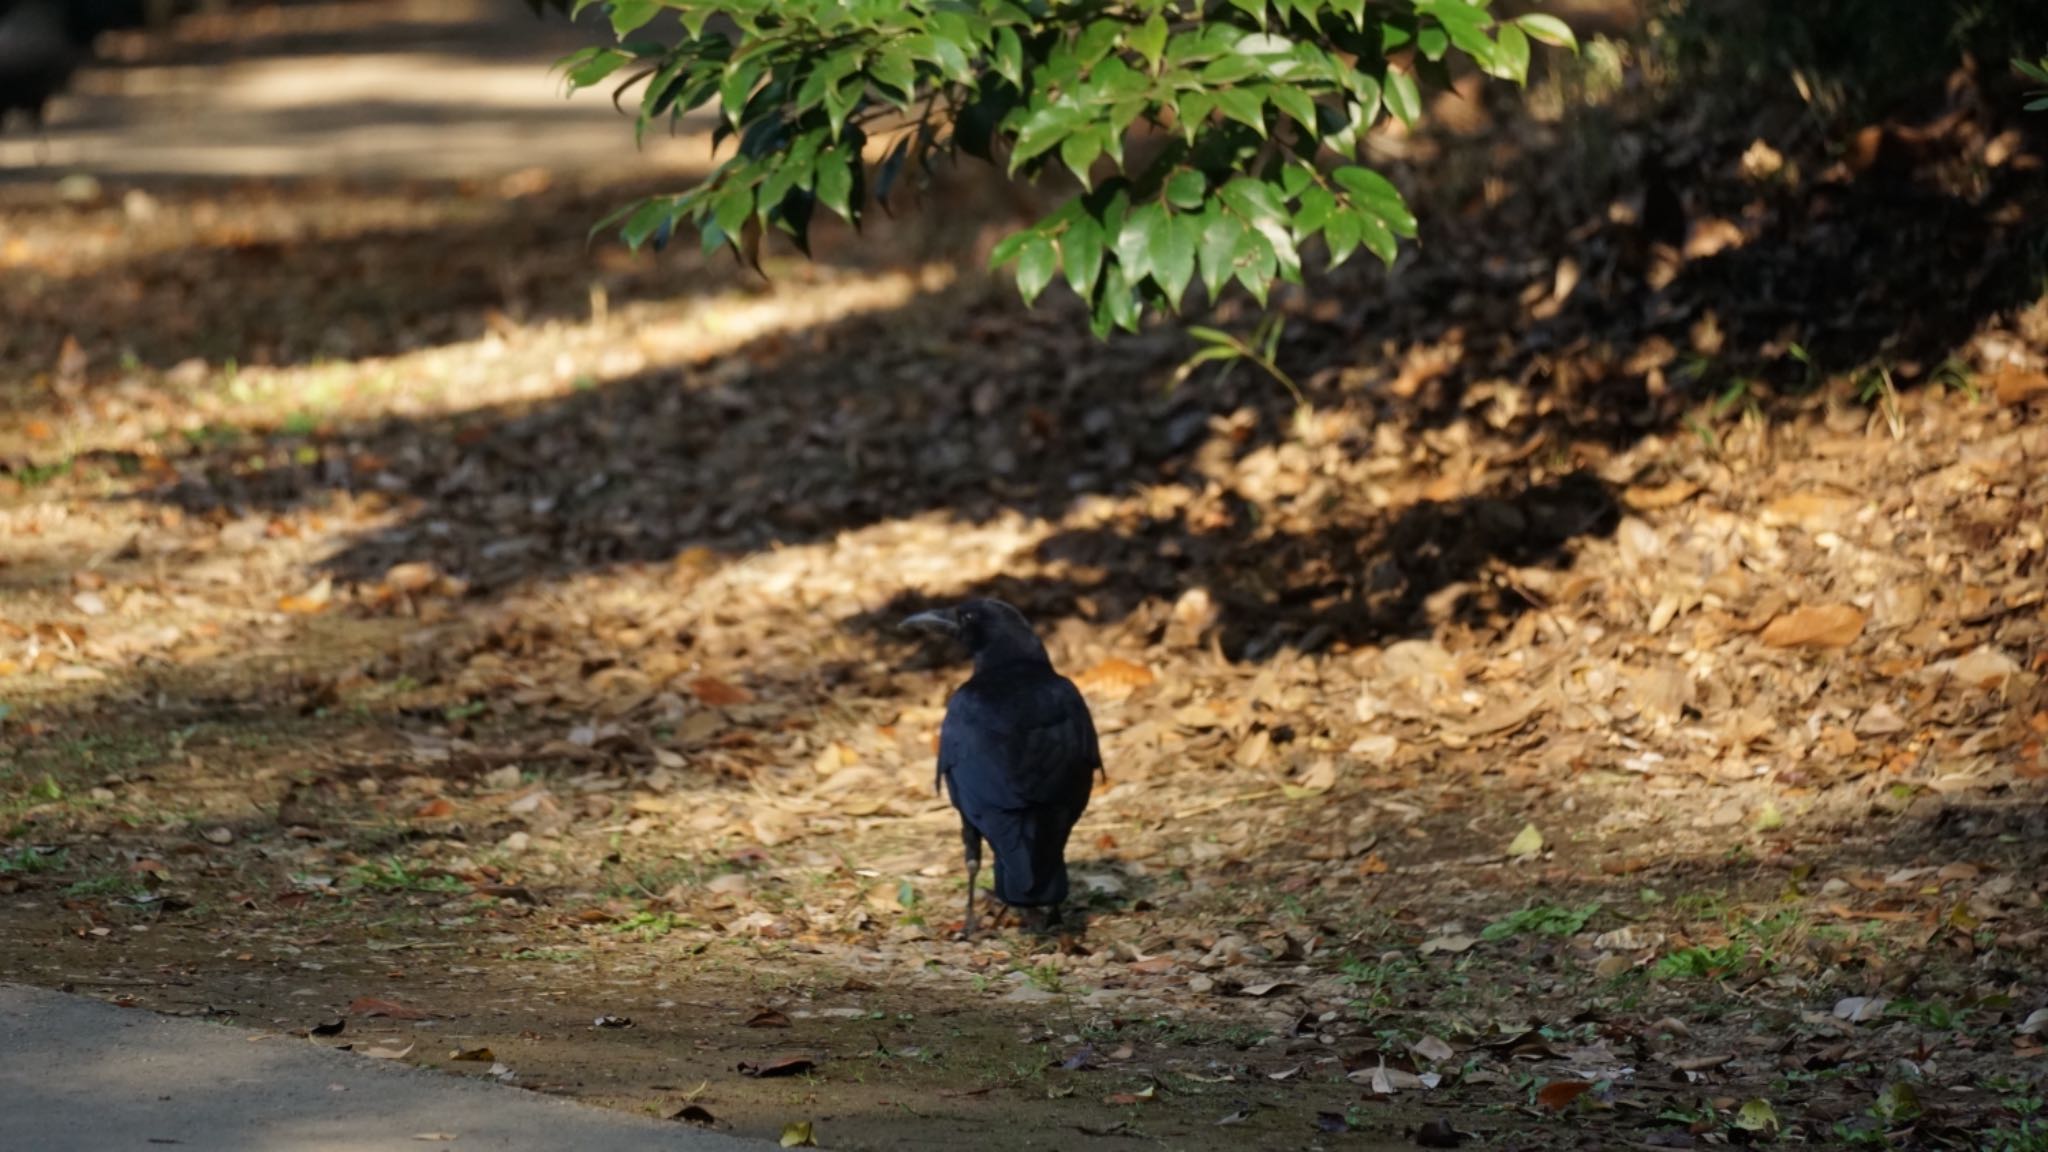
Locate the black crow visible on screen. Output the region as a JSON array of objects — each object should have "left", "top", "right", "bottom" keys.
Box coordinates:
[
  {"left": 0, "top": 0, "right": 82, "bottom": 139},
  {"left": 903, "top": 599, "right": 1101, "bottom": 937},
  {"left": 0, "top": 0, "right": 148, "bottom": 139}
]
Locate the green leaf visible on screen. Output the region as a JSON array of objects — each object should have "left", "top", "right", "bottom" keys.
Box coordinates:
[
  {"left": 1061, "top": 129, "right": 1103, "bottom": 188},
  {"left": 1214, "top": 88, "right": 1267, "bottom": 135},
  {"left": 1494, "top": 23, "right": 1531, "bottom": 84},
  {"left": 2029, "top": 95, "right": 2048, "bottom": 111},
  {"left": 1153, "top": 211, "right": 1199, "bottom": 305},
  {"left": 606, "top": 0, "right": 661, "bottom": 38},
  {"left": 561, "top": 47, "right": 632, "bottom": 91},
  {"left": 1417, "top": 25, "right": 1449, "bottom": 62},
  {"left": 1165, "top": 170, "right": 1207, "bottom": 210},
  {"left": 1175, "top": 92, "right": 1215, "bottom": 142},
  {"left": 869, "top": 49, "right": 918, "bottom": 103},
  {"left": 988, "top": 229, "right": 1033, "bottom": 270},
  {"left": 1131, "top": 14, "right": 1169, "bottom": 71},
  {"left": 1198, "top": 209, "right": 1241, "bottom": 300},
  {"left": 1016, "top": 235, "right": 1059, "bottom": 305},
  {"left": 1267, "top": 85, "right": 1319, "bottom": 134},
  {"left": 1293, "top": 185, "right": 1337, "bottom": 234},
  {"left": 1333, "top": 166, "right": 1416, "bottom": 236},
  {"left": 1323, "top": 206, "right": 1361, "bottom": 267},
  {"left": 713, "top": 183, "right": 755, "bottom": 237},
  {"left": 1009, "top": 101, "right": 1084, "bottom": 172},
  {"left": 1224, "top": 0, "right": 1267, "bottom": 26},
  {"left": 815, "top": 150, "right": 854, "bottom": 220},
  {"left": 1355, "top": 210, "right": 1398, "bottom": 265},
  {"left": 994, "top": 27, "right": 1025, "bottom": 87},
  {"left": 1061, "top": 215, "right": 1105, "bottom": 296},
  {"left": 1513, "top": 13, "right": 1578, "bottom": 51},
  {"left": 619, "top": 197, "right": 675, "bottom": 250},
  {"left": 1384, "top": 68, "right": 1422, "bottom": 125},
  {"left": 1115, "top": 201, "right": 1165, "bottom": 284},
  {"left": 1100, "top": 262, "right": 1141, "bottom": 333}
]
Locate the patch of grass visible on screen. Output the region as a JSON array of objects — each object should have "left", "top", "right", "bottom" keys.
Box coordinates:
[
  {"left": 0, "top": 846, "right": 67, "bottom": 874},
  {"left": 1886, "top": 998, "right": 1958, "bottom": 1030},
  {"left": 1338, "top": 952, "right": 1419, "bottom": 1009},
  {"left": 1654, "top": 911, "right": 1810, "bottom": 981},
  {"left": 1481, "top": 901, "right": 1601, "bottom": 941},
  {"left": 612, "top": 909, "right": 687, "bottom": 940},
  {"left": 63, "top": 873, "right": 144, "bottom": 900},
  {"left": 347, "top": 857, "right": 466, "bottom": 894},
  {"left": 1653, "top": 940, "right": 1749, "bottom": 980}
]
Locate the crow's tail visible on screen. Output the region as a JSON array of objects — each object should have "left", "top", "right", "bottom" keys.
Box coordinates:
[{"left": 983, "top": 808, "right": 1078, "bottom": 908}]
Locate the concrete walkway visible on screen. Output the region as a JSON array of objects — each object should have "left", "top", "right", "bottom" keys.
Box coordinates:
[
  {"left": 8, "top": 0, "right": 709, "bottom": 180},
  {"left": 0, "top": 982, "right": 769, "bottom": 1151}
]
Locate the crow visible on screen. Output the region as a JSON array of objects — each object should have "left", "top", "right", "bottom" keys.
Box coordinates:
[
  {"left": 903, "top": 599, "right": 1101, "bottom": 937},
  {"left": 0, "top": 0, "right": 147, "bottom": 140},
  {"left": 0, "top": 0, "right": 82, "bottom": 139}
]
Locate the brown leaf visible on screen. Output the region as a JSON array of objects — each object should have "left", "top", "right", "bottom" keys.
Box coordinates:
[
  {"left": 1761, "top": 604, "right": 1866, "bottom": 649},
  {"left": 1623, "top": 479, "right": 1700, "bottom": 510},
  {"left": 1993, "top": 364, "right": 2048, "bottom": 406},
  {"left": 669, "top": 1105, "right": 717, "bottom": 1126},
  {"left": 1537, "top": 1079, "right": 1594, "bottom": 1111},
  {"left": 1071, "top": 657, "right": 1157, "bottom": 695},
  {"left": 690, "top": 677, "right": 756, "bottom": 707},
  {"left": 746, "top": 1009, "right": 792, "bottom": 1029},
  {"left": 1237, "top": 980, "right": 1300, "bottom": 998},
  {"left": 449, "top": 1047, "right": 495, "bottom": 1062},
  {"left": 413, "top": 798, "right": 455, "bottom": 820}
]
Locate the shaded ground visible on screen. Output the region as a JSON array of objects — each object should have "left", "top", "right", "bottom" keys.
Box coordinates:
[{"left": 5, "top": 3, "right": 2048, "bottom": 1151}]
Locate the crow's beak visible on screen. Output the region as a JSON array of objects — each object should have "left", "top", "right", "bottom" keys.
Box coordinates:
[{"left": 900, "top": 608, "right": 961, "bottom": 638}]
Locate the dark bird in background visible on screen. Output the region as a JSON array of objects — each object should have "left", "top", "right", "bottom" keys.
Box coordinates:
[
  {"left": 903, "top": 599, "right": 1102, "bottom": 937},
  {"left": 0, "top": 0, "right": 148, "bottom": 143}
]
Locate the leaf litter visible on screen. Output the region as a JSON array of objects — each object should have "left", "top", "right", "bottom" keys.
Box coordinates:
[{"left": 2, "top": 7, "right": 2047, "bottom": 1151}]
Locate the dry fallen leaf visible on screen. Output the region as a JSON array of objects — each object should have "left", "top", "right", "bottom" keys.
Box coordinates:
[
  {"left": 1992, "top": 364, "right": 2048, "bottom": 406},
  {"left": 1761, "top": 604, "right": 1866, "bottom": 649},
  {"left": 1419, "top": 935, "right": 1478, "bottom": 956},
  {"left": 1506, "top": 823, "right": 1544, "bottom": 857},
  {"left": 364, "top": 1042, "right": 415, "bottom": 1060},
  {"left": 780, "top": 1120, "right": 817, "bottom": 1148},
  {"left": 690, "top": 676, "right": 756, "bottom": 707},
  {"left": 1536, "top": 1079, "right": 1593, "bottom": 1111}
]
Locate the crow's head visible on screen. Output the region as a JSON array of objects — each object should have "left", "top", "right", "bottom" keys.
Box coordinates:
[{"left": 900, "top": 598, "right": 1047, "bottom": 669}]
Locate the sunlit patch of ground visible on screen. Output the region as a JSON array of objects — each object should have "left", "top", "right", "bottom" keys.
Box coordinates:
[{"left": 5, "top": 3, "right": 2048, "bottom": 1149}]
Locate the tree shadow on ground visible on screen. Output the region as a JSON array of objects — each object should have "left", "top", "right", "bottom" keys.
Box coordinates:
[{"left": 31, "top": 16, "right": 2028, "bottom": 667}]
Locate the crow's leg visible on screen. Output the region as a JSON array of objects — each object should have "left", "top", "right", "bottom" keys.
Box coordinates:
[{"left": 960, "top": 821, "right": 983, "bottom": 939}]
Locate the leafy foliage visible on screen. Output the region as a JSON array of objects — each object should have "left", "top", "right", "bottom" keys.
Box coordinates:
[
  {"left": 536, "top": 0, "right": 1575, "bottom": 334},
  {"left": 2021, "top": 52, "right": 2048, "bottom": 112}
]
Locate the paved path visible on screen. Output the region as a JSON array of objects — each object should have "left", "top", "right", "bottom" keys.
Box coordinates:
[
  {"left": 6, "top": 0, "right": 708, "bottom": 179},
  {"left": 0, "top": 982, "right": 769, "bottom": 1151}
]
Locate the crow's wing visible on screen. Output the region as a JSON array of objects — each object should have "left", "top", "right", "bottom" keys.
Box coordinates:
[{"left": 938, "top": 672, "right": 1098, "bottom": 812}]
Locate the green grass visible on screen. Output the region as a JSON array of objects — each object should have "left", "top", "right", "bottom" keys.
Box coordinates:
[
  {"left": 0, "top": 846, "right": 67, "bottom": 874},
  {"left": 1481, "top": 901, "right": 1601, "bottom": 941},
  {"left": 347, "top": 857, "right": 467, "bottom": 894}
]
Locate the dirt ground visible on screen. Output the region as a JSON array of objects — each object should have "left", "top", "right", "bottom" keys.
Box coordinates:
[{"left": 5, "top": 3, "right": 2048, "bottom": 1150}]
